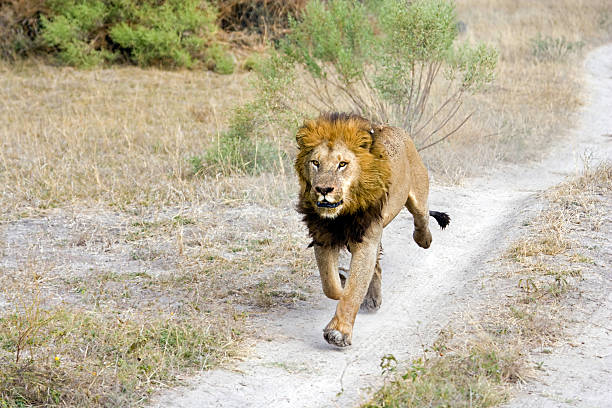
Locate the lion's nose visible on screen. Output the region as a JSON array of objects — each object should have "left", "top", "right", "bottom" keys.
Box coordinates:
[{"left": 315, "top": 186, "right": 334, "bottom": 195}]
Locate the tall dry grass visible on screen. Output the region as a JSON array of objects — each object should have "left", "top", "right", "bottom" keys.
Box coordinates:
[
  {"left": 424, "top": 0, "right": 612, "bottom": 182},
  {"left": 0, "top": 63, "right": 296, "bottom": 220}
]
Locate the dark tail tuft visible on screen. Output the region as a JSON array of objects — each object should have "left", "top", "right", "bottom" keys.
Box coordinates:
[{"left": 429, "top": 211, "right": 450, "bottom": 230}]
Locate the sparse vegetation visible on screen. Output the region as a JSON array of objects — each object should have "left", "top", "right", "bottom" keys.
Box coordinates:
[
  {"left": 0, "top": 206, "right": 315, "bottom": 406},
  {"left": 530, "top": 34, "right": 585, "bottom": 62},
  {"left": 0, "top": 304, "right": 237, "bottom": 406},
  {"left": 365, "top": 343, "right": 514, "bottom": 407}
]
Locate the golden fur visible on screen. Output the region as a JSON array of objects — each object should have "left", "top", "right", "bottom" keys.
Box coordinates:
[{"left": 295, "top": 112, "right": 449, "bottom": 347}]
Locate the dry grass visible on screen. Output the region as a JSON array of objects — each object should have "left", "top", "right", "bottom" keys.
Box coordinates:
[
  {"left": 364, "top": 162, "right": 611, "bottom": 407},
  {"left": 0, "top": 58, "right": 315, "bottom": 405},
  {"left": 0, "top": 61, "right": 298, "bottom": 220},
  {"left": 424, "top": 0, "right": 612, "bottom": 183}
]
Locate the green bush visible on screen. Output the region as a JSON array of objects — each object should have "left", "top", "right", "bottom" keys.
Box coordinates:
[
  {"left": 283, "top": 0, "right": 373, "bottom": 82},
  {"left": 201, "top": 51, "right": 298, "bottom": 175},
  {"left": 38, "top": 0, "right": 233, "bottom": 70},
  {"left": 40, "top": 0, "right": 113, "bottom": 68},
  {"left": 233, "top": 0, "right": 497, "bottom": 154}
]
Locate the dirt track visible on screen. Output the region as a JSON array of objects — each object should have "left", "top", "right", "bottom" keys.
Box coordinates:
[{"left": 152, "top": 44, "right": 612, "bottom": 408}]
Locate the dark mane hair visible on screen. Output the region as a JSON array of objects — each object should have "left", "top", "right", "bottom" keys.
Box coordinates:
[{"left": 297, "top": 198, "right": 385, "bottom": 248}]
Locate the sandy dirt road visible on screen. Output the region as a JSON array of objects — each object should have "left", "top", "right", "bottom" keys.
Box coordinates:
[{"left": 152, "top": 44, "right": 612, "bottom": 408}]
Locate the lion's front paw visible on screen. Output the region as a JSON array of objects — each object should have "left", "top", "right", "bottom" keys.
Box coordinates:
[
  {"left": 323, "top": 318, "right": 353, "bottom": 347},
  {"left": 413, "top": 228, "right": 432, "bottom": 249},
  {"left": 323, "top": 328, "right": 352, "bottom": 347}
]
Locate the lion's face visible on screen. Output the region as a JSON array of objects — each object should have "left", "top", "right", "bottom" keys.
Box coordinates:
[
  {"left": 295, "top": 113, "right": 392, "bottom": 221},
  {"left": 305, "top": 142, "right": 359, "bottom": 218}
]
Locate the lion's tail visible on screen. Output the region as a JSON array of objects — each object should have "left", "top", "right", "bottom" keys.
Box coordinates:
[{"left": 429, "top": 211, "right": 450, "bottom": 230}]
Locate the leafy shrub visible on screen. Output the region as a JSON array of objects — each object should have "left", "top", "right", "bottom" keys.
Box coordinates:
[
  {"left": 40, "top": 0, "right": 113, "bottom": 68},
  {"left": 37, "top": 0, "right": 232, "bottom": 70},
  {"left": 530, "top": 33, "right": 584, "bottom": 62},
  {"left": 205, "top": 43, "right": 236, "bottom": 74},
  {"left": 202, "top": 51, "right": 298, "bottom": 175},
  {"left": 108, "top": 0, "right": 218, "bottom": 68},
  {"left": 231, "top": 0, "right": 497, "bottom": 156}
]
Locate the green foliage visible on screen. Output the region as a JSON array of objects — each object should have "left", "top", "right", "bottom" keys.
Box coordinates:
[
  {"left": 446, "top": 43, "right": 498, "bottom": 91},
  {"left": 205, "top": 43, "right": 235, "bottom": 74},
  {"left": 202, "top": 51, "right": 298, "bottom": 175},
  {"left": 283, "top": 0, "right": 373, "bottom": 82},
  {"left": 40, "top": 0, "right": 113, "bottom": 68},
  {"left": 378, "top": 0, "right": 456, "bottom": 61},
  {"left": 109, "top": 0, "right": 217, "bottom": 68},
  {"left": 529, "top": 33, "right": 584, "bottom": 62},
  {"left": 239, "top": 0, "right": 498, "bottom": 151},
  {"left": 38, "top": 0, "right": 227, "bottom": 69}
]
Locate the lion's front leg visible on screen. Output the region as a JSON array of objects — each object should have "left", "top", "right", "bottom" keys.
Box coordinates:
[
  {"left": 315, "top": 245, "right": 343, "bottom": 300},
  {"left": 360, "top": 247, "right": 382, "bottom": 312},
  {"left": 324, "top": 224, "right": 382, "bottom": 347}
]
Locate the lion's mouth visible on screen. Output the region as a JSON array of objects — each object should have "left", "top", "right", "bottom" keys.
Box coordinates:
[{"left": 317, "top": 199, "right": 343, "bottom": 209}]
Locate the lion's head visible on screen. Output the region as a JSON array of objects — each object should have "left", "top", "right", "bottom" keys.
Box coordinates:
[{"left": 295, "top": 113, "right": 391, "bottom": 247}]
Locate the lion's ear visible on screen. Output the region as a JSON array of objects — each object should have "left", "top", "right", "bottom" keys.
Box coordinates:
[
  {"left": 359, "top": 128, "right": 375, "bottom": 150},
  {"left": 296, "top": 120, "right": 315, "bottom": 147}
]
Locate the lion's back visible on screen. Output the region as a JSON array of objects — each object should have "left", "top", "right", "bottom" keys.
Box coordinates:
[{"left": 377, "top": 126, "right": 416, "bottom": 162}]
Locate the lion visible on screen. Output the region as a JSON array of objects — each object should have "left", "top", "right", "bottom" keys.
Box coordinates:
[{"left": 295, "top": 112, "right": 450, "bottom": 347}]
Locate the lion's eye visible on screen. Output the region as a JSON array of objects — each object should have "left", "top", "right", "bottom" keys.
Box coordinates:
[
  {"left": 338, "top": 161, "right": 348, "bottom": 169},
  {"left": 311, "top": 160, "right": 319, "bottom": 167}
]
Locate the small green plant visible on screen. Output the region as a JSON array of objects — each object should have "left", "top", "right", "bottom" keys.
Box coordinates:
[
  {"left": 364, "top": 345, "right": 510, "bottom": 407},
  {"left": 203, "top": 99, "right": 290, "bottom": 175},
  {"left": 530, "top": 33, "right": 584, "bottom": 62},
  {"left": 0, "top": 290, "right": 58, "bottom": 366},
  {"left": 205, "top": 43, "right": 235, "bottom": 74},
  {"left": 380, "top": 354, "right": 398, "bottom": 375}
]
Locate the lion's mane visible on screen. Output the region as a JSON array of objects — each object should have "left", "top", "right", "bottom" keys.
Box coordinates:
[{"left": 295, "top": 113, "right": 392, "bottom": 248}]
